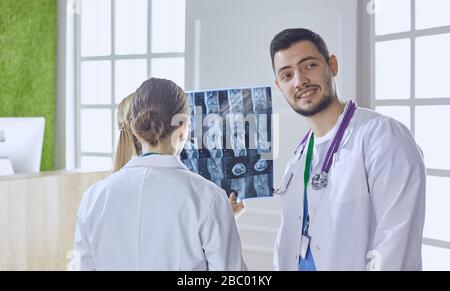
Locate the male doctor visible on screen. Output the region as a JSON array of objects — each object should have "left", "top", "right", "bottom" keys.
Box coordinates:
[{"left": 271, "top": 28, "right": 426, "bottom": 271}]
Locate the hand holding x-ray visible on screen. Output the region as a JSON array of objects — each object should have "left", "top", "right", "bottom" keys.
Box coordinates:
[{"left": 229, "top": 191, "right": 245, "bottom": 219}]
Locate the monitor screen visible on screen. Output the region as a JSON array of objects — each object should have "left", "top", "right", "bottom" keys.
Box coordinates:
[
  {"left": 0, "top": 117, "right": 45, "bottom": 174},
  {"left": 180, "top": 86, "right": 273, "bottom": 200}
]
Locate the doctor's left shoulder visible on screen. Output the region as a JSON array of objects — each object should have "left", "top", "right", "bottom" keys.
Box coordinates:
[{"left": 358, "top": 107, "right": 425, "bottom": 167}]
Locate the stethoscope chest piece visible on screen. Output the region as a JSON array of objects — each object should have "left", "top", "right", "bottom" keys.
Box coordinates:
[{"left": 311, "top": 172, "right": 328, "bottom": 190}]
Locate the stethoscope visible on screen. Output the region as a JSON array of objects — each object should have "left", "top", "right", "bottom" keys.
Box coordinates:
[{"left": 276, "top": 100, "right": 356, "bottom": 193}]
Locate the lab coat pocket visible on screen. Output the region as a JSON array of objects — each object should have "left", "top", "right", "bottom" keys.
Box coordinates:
[{"left": 328, "top": 151, "right": 368, "bottom": 203}]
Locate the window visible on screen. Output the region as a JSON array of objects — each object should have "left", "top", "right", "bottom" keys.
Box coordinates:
[
  {"left": 367, "top": 0, "right": 450, "bottom": 270},
  {"left": 74, "top": 0, "right": 186, "bottom": 171}
]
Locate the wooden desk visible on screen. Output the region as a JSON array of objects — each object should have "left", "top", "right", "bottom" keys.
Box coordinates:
[{"left": 0, "top": 170, "right": 110, "bottom": 270}]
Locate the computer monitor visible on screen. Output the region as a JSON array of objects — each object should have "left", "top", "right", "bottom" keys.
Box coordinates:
[{"left": 0, "top": 117, "right": 45, "bottom": 174}]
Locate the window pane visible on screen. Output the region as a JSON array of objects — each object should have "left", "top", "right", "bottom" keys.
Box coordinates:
[
  {"left": 424, "top": 176, "right": 450, "bottom": 242},
  {"left": 81, "top": 0, "right": 111, "bottom": 57},
  {"left": 416, "top": 0, "right": 450, "bottom": 30},
  {"left": 416, "top": 33, "right": 450, "bottom": 99},
  {"left": 81, "top": 109, "right": 112, "bottom": 153},
  {"left": 416, "top": 106, "right": 450, "bottom": 170},
  {"left": 375, "top": 0, "right": 411, "bottom": 36},
  {"left": 115, "top": 0, "right": 147, "bottom": 55},
  {"left": 81, "top": 61, "right": 111, "bottom": 105},
  {"left": 151, "top": 58, "right": 185, "bottom": 89},
  {"left": 375, "top": 106, "right": 410, "bottom": 129},
  {"left": 81, "top": 156, "right": 112, "bottom": 171},
  {"left": 115, "top": 59, "right": 147, "bottom": 104},
  {"left": 423, "top": 245, "right": 450, "bottom": 271},
  {"left": 151, "top": 0, "right": 186, "bottom": 53},
  {"left": 375, "top": 39, "right": 410, "bottom": 100}
]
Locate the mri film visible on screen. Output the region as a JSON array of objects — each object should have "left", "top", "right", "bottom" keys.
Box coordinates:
[{"left": 181, "top": 86, "right": 273, "bottom": 199}]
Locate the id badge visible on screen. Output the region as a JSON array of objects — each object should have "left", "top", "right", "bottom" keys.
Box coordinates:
[{"left": 300, "top": 235, "right": 310, "bottom": 260}]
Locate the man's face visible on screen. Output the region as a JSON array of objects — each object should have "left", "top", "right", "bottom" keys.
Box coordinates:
[{"left": 273, "top": 41, "right": 338, "bottom": 117}]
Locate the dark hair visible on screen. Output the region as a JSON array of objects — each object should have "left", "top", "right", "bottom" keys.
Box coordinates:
[
  {"left": 270, "top": 28, "right": 330, "bottom": 70},
  {"left": 131, "top": 78, "right": 188, "bottom": 146}
]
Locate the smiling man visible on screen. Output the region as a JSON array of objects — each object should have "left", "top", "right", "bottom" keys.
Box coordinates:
[{"left": 271, "top": 28, "right": 426, "bottom": 271}]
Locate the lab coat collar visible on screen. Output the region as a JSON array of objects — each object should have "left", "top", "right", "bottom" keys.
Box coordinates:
[
  {"left": 305, "top": 100, "right": 359, "bottom": 152},
  {"left": 292, "top": 101, "right": 359, "bottom": 165},
  {"left": 340, "top": 100, "right": 359, "bottom": 149},
  {"left": 123, "top": 154, "right": 189, "bottom": 171}
]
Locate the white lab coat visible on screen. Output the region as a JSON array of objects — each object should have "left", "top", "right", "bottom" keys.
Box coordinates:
[
  {"left": 274, "top": 105, "right": 426, "bottom": 271},
  {"left": 73, "top": 155, "right": 247, "bottom": 271}
]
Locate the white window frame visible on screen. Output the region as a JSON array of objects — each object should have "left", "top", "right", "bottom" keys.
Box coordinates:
[
  {"left": 359, "top": 0, "right": 450, "bottom": 256},
  {"left": 69, "top": 0, "right": 186, "bottom": 169}
]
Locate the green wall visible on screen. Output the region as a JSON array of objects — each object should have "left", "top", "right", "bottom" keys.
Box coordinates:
[{"left": 0, "top": 0, "right": 57, "bottom": 171}]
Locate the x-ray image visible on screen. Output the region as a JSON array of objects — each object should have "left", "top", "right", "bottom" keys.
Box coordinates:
[
  {"left": 252, "top": 158, "right": 273, "bottom": 176},
  {"left": 203, "top": 114, "right": 224, "bottom": 158},
  {"left": 185, "top": 93, "right": 200, "bottom": 156},
  {"left": 181, "top": 86, "right": 273, "bottom": 199},
  {"left": 253, "top": 174, "right": 271, "bottom": 198},
  {"left": 229, "top": 114, "right": 247, "bottom": 157},
  {"left": 207, "top": 158, "right": 224, "bottom": 187},
  {"left": 254, "top": 159, "right": 268, "bottom": 172},
  {"left": 183, "top": 158, "right": 199, "bottom": 173},
  {"left": 252, "top": 87, "right": 269, "bottom": 114},
  {"left": 225, "top": 156, "right": 250, "bottom": 178},
  {"left": 230, "top": 178, "right": 247, "bottom": 200},
  {"left": 205, "top": 91, "right": 220, "bottom": 114},
  {"left": 232, "top": 163, "right": 246, "bottom": 177},
  {"left": 228, "top": 89, "right": 245, "bottom": 113},
  {"left": 257, "top": 114, "right": 271, "bottom": 153}
]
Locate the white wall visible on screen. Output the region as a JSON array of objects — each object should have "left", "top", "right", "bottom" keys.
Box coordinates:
[{"left": 185, "top": 0, "right": 358, "bottom": 270}]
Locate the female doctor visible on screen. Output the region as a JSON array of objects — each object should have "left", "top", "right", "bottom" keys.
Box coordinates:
[
  {"left": 112, "top": 92, "right": 245, "bottom": 215},
  {"left": 72, "top": 78, "right": 247, "bottom": 271}
]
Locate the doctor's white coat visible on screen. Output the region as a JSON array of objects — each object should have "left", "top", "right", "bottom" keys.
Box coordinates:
[
  {"left": 73, "top": 155, "right": 247, "bottom": 271},
  {"left": 274, "top": 105, "right": 426, "bottom": 271}
]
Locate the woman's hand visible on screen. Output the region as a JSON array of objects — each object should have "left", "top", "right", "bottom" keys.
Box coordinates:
[{"left": 229, "top": 191, "right": 245, "bottom": 218}]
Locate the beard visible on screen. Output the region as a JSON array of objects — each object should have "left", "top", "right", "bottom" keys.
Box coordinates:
[{"left": 293, "top": 91, "right": 334, "bottom": 117}]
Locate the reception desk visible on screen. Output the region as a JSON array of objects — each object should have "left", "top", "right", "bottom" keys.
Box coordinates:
[{"left": 0, "top": 170, "right": 110, "bottom": 271}]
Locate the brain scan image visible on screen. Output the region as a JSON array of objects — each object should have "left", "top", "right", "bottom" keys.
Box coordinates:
[
  {"left": 232, "top": 163, "right": 246, "bottom": 176},
  {"left": 254, "top": 159, "right": 268, "bottom": 172}
]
